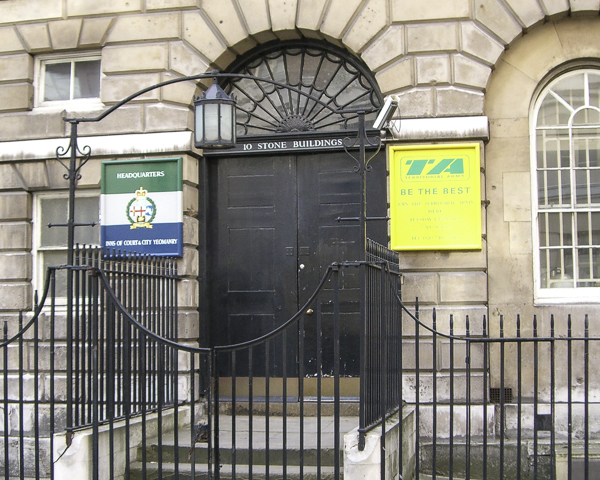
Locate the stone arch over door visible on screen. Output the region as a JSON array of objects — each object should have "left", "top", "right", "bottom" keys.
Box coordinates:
[{"left": 484, "top": 16, "right": 600, "bottom": 324}]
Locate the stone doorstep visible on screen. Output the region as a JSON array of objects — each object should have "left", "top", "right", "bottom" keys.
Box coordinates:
[
  {"left": 420, "top": 476, "right": 466, "bottom": 480},
  {"left": 129, "top": 461, "right": 338, "bottom": 480},
  {"left": 218, "top": 400, "right": 360, "bottom": 417},
  {"left": 146, "top": 416, "right": 359, "bottom": 450},
  {"left": 142, "top": 442, "right": 341, "bottom": 467},
  {"left": 133, "top": 415, "right": 358, "bottom": 475}
]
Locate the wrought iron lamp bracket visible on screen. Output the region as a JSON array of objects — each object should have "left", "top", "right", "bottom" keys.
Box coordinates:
[
  {"left": 55, "top": 120, "right": 92, "bottom": 182},
  {"left": 342, "top": 119, "right": 382, "bottom": 173}
]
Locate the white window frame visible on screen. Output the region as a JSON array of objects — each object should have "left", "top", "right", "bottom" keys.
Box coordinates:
[
  {"left": 35, "top": 52, "right": 103, "bottom": 109},
  {"left": 33, "top": 191, "right": 101, "bottom": 301},
  {"left": 531, "top": 68, "right": 600, "bottom": 304}
]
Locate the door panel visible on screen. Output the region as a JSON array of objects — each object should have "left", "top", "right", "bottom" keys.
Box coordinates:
[
  {"left": 298, "top": 152, "right": 363, "bottom": 376},
  {"left": 210, "top": 156, "right": 297, "bottom": 376}
]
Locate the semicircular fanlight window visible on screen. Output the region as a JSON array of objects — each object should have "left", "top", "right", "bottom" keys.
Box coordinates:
[{"left": 224, "top": 42, "right": 383, "bottom": 137}]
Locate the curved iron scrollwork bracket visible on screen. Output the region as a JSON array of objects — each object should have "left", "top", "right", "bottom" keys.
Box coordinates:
[
  {"left": 55, "top": 121, "right": 92, "bottom": 182},
  {"left": 342, "top": 113, "right": 382, "bottom": 173},
  {"left": 343, "top": 134, "right": 382, "bottom": 173}
]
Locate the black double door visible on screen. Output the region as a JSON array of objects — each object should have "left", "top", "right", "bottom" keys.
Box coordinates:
[{"left": 208, "top": 150, "right": 386, "bottom": 378}]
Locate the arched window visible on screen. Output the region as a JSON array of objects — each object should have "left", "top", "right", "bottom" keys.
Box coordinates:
[
  {"left": 533, "top": 69, "right": 600, "bottom": 302},
  {"left": 224, "top": 40, "right": 383, "bottom": 137}
]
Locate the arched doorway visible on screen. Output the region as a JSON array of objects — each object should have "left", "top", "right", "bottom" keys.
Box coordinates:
[{"left": 203, "top": 40, "right": 387, "bottom": 394}]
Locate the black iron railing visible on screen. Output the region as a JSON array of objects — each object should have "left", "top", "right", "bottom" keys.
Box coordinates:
[
  {"left": 4, "top": 240, "right": 600, "bottom": 480},
  {"left": 0, "top": 249, "right": 404, "bottom": 480},
  {"left": 360, "top": 240, "right": 403, "bottom": 453},
  {"left": 367, "top": 237, "right": 400, "bottom": 273},
  {"left": 400, "top": 299, "right": 600, "bottom": 480},
  {"left": 0, "top": 248, "right": 186, "bottom": 480},
  {"left": 69, "top": 246, "right": 179, "bottom": 427}
]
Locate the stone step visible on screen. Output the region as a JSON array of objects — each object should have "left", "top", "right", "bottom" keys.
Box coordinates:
[
  {"left": 141, "top": 440, "right": 341, "bottom": 466},
  {"left": 149, "top": 415, "right": 359, "bottom": 450},
  {"left": 130, "top": 415, "right": 357, "bottom": 479},
  {"left": 130, "top": 461, "right": 339, "bottom": 480}
]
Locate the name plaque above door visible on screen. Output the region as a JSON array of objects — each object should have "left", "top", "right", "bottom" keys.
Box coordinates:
[{"left": 206, "top": 132, "right": 380, "bottom": 155}]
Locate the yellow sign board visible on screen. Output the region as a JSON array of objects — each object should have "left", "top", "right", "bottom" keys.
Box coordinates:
[{"left": 389, "top": 143, "right": 482, "bottom": 250}]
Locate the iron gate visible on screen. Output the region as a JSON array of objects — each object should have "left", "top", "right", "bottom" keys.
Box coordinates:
[{"left": 0, "top": 243, "right": 402, "bottom": 480}]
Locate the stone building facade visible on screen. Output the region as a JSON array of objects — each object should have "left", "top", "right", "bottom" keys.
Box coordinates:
[{"left": 1, "top": 0, "right": 600, "bottom": 377}]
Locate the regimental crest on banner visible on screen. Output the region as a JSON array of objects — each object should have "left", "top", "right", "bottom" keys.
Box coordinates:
[{"left": 126, "top": 187, "right": 156, "bottom": 229}]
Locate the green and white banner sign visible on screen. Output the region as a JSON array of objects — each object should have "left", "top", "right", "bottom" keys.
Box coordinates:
[{"left": 101, "top": 158, "right": 183, "bottom": 257}]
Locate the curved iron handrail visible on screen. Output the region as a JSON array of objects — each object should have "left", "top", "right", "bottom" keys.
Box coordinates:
[
  {"left": 0, "top": 261, "right": 337, "bottom": 353},
  {"left": 93, "top": 266, "right": 210, "bottom": 354},
  {"left": 394, "top": 280, "right": 599, "bottom": 342},
  {"left": 0, "top": 266, "right": 57, "bottom": 347}
]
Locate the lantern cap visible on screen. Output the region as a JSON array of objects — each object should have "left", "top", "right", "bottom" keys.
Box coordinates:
[{"left": 201, "top": 81, "right": 231, "bottom": 100}]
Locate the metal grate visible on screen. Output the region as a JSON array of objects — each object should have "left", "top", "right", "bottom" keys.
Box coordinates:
[
  {"left": 490, "top": 387, "right": 513, "bottom": 404},
  {"left": 224, "top": 40, "right": 384, "bottom": 136}
]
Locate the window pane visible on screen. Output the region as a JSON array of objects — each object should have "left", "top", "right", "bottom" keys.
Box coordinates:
[
  {"left": 561, "top": 139, "right": 570, "bottom": 167},
  {"left": 574, "top": 136, "right": 589, "bottom": 167},
  {"left": 545, "top": 140, "right": 558, "bottom": 168},
  {"left": 40, "top": 197, "right": 68, "bottom": 247},
  {"left": 546, "top": 213, "right": 561, "bottom": 246},
  {"left": 541, "top": 212, "right": 574, "bottom": 247},
  {"left": 578, "top": 248, "right": 591, "bottom": 281},
  {"left": 73, "top": 60, "right": 100, "bottom": 99},
  {"left": 563, "top": 212, "right": 573, "bottom": 246},
  {"left": 575, "top": 169, "right": 589, "bottom": 204},
  {"left": 538, "top": 170, "right": 547, "bottom": 206},
  {"left": 548, "top": 248, "right": 574, "bottom": 288},
  {"left": 593, "top": 248, "right": 600, "bottom": 280},
  {"left": 537, "top": 96, "right": 571, "bottom": 126},
  {"left": 285, "top": 51, "right": 302, "bottom": 85},
  {"left": 41, "top": 251, "right": 68, "bottom": 297},
  {"left": 536, "top": 133, "right": 546, "bottom": 169},
  {"left": 592, "top": 212, "right": 600, "bottom": 243},
  {"left": 576, "top": 248, "right": 600, "bottom": 286},
  {"left": 577, "top": 212, "right": 590, "bottom": 246},
  {"left": 590, "top": 74, "right": 600, "bottom": 109},
  {"left": 554, "top": 74, "right": 585, "bottom": 110},
  {"left": 44, "top": 62, "right": 71, "bottom": 101},
  {"left": 539, "top": 213, "right": 548, "bottom": 247},
  {"left": 542, "top": 170, "right": 557, "bottom": 205},
  {"left": 539, "top": 248, "right": 548, "bottom": 287},
  {"left": 590, "top": 168, "right": 600, "bottom": 204},
  {"left": 40, "top": 196, "right": 100, "bottom": 247},
  {"left": 564, "top": 248, "right": 574, "bottom": 279},
  {"left": 587, "top": 136, "right": 600, "bottom": 167},
  {"left": 73, "top": 196, "right": 100, "bottom": 245},
  {"left": 561, "top": 169, "right": 572, "bottom": 205},
  {"left": 573, "top": 108, "right": 600, "bottom": 125}
]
